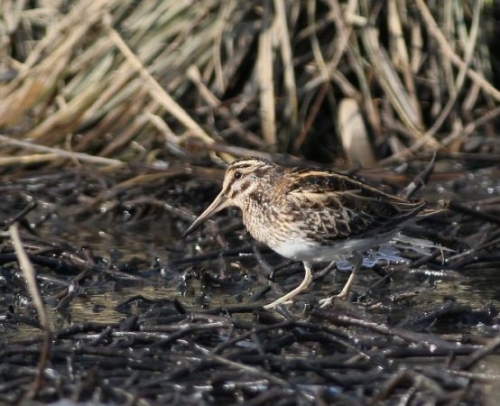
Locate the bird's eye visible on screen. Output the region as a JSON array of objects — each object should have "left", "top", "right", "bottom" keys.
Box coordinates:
[{"left": 234, "top": 171, "right": 242, "bottom": 179}]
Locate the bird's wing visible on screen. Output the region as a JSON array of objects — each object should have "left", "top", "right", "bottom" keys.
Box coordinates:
[{"left": 279, "top": 168, "right": 426, "bottom": 241}]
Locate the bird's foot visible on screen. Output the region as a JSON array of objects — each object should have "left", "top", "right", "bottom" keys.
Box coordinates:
[
  {"left": 318, "top": 296, "right": 333, "bottom": 308},
  {"left": 263, "top": 262, "right": 313, "bottom": 310},
  {"left": 318, "top": 291, "right": 349, "bottom": 308},
  {"left": 263, "top": 298, "right": 293, "bottom": 309}
]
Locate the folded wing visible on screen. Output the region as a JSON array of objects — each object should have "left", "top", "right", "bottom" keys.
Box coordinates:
[{"left": 280, "top": 168, "right": 427, "bottom": 243}]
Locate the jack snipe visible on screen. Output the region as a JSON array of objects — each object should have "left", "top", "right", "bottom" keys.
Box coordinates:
[{"left": 184, "top": 157, "right": 428, "bottom": 309}]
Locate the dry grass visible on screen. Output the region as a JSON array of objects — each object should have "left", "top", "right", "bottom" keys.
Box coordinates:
[{"left": 0, "top": 0, "right": 498, "bottom": 169}]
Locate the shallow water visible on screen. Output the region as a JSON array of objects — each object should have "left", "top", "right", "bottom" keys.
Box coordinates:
[{"left": 1, "top": 166, "right": 500, "bottom": 339}]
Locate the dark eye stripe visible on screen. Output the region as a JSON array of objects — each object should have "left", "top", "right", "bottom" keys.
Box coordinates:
[
  {"left": 227, "top": 179, "right": 251, "bottom": 199},
  {"left": 239, "top": 180, "right": 251, "bottom": 193}
]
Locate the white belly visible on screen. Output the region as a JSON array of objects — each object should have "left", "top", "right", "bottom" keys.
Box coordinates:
[
  {"left": 269, "top": 233, "right": 398, "bottom": 262},
  {"left": 270, "top": 237, "right": 378, "bottom": 262}
]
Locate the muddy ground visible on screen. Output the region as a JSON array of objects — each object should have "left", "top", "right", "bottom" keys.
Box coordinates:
[{"left": 1, "top": 159, "right": 500, "bottom": 405}]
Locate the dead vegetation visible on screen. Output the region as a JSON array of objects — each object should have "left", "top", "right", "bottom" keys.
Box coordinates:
[
  {"left": 0, "top": 0, "right": 498, "bottom": 168},
  {"left": 1, "top": 1, "right": 500, "bottom": 405}
]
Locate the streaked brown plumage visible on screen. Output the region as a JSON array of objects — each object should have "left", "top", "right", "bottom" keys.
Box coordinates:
[{"left": 184, "top": 157, "right": 428, "bottom": 308}]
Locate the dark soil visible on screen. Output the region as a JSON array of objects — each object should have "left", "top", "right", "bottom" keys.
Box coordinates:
[{"left": 1, "top": 159, "right": 500, "bottom": 405}]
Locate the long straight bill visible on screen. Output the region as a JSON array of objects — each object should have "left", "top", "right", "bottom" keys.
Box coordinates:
[{"left": 182, "top": 192, "right": 229, "bottom": 237}]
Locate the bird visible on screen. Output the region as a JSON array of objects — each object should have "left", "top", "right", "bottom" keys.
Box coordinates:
[{"left": 183, "top": 156, "right": 429, "bottom": 309}]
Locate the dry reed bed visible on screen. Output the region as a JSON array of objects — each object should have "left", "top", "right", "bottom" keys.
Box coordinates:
[{"left": 0, "top": 0, "right": 498, "bottom": 170}]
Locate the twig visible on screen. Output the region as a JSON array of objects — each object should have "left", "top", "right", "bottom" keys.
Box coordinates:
[
  {"left": 460, "top": 334, "right": 500, "bottom": 370},
  {"left": 2, "top": 201, "right": 38, "bottom": 231},
  {"left": 9, "top": 223, "right": 52, "bottom": 399},
  {"left": 440, "top": 200, "right": 500, "bottom": 226},
  {"left": 0, "top": 134, "right": 123, "bottom": 167},
  {"left": 400, "top": 151, "right": 437, "bottom": 199}
]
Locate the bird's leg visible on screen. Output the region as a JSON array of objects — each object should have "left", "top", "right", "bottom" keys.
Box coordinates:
[
  {"left": 319, "top": 252, "right": 362, "bottom": 308},
  {"left": 336, "top": 252, "right": 362, "bottom": 299},
  {"left": 264, "top": 261, "right": 313, "bottom": 309}
]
